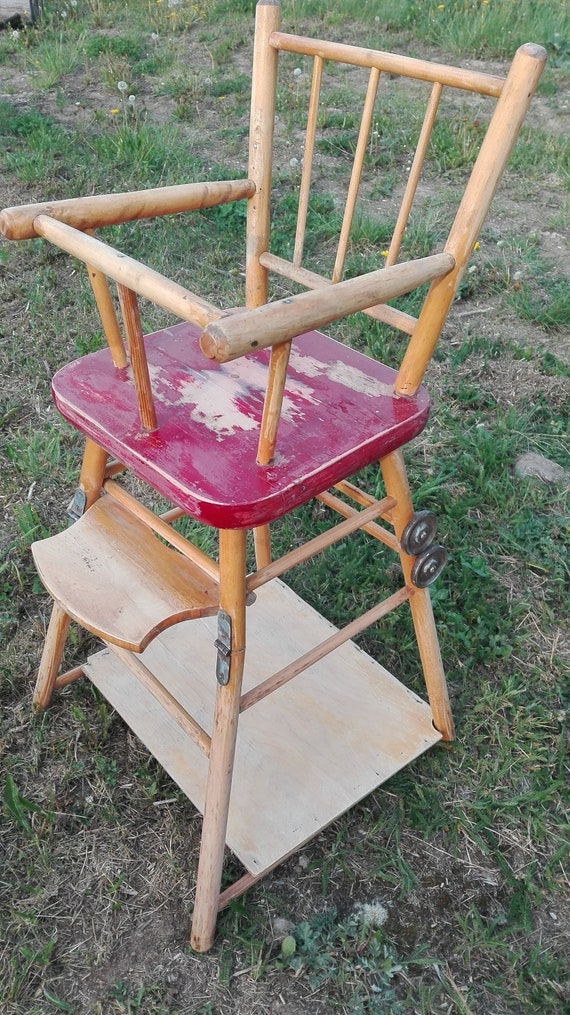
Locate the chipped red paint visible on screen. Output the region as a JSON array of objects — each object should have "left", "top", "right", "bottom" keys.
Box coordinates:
[{"left": 53, "top": 322, "right": 430, "bottom": 528}]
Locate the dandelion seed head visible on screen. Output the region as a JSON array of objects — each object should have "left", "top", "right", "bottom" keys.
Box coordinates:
[
  {"left": 353, "top": 899, "right": 389, "bottom": 928},
  {"left": 117, "top": 80, "right": 128, "bottom": 92}
]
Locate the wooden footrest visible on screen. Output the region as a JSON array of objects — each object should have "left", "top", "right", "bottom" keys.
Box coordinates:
[
  {"left": 85, "top": 578, "right": 441, "bottom": 875},
  {"left": 32, "top": 496, "right": 219, "bottom": 651}
]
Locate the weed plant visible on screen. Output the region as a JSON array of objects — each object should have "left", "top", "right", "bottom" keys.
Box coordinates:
[{"left": 0, "top": 1, "right": 568, "bottom": 1014}]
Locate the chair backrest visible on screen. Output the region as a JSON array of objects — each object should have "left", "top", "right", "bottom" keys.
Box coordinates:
[{"left": 221, "top": 0, "right": 544, "bottom": 461}]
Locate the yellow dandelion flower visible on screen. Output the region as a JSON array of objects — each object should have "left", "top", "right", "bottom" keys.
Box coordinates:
[
  {"left": 110, "top": 108, "right": 119, "bottom": 115},
  {"left": 473, "top": 241, "right": 480, "bottom": 251}
]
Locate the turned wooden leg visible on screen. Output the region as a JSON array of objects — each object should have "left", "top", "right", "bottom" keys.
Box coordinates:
[
  {"left": 190, "top": 527, "right": 247, "bottom": 952},
  {"left": 380, "top": 449, "right": 455, "bottom": 741},
  {"left": 253, "top": 524, "right": 272, "bottom": 568},
  {"left": 33, "top": 601, "right": 71, "bottom": 710},
  {"left": 32, "top": 439, "right": 109, "bottom": 710}
]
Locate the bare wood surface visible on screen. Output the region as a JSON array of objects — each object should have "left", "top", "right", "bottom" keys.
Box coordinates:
[
  {"left": 85, "top": 256, "right": 127, "bottom": 369},
  {"left": 0, "top": 180, "right": 255, "bottom": 240},
  {"left": 385, "top": 82, "right": 442, "bottom": 267},
  {"left": 256, "top": 339, "right": 292, "bottom": 464},
  {"left": 316, "top": 489, "right": 399, "bottom": 550},
  {"left": 54, "top": 666, "right": 85, "bottom": 690},
  {"left": 245, "top": 0, "right": 280, "bottom": 310},
  {"left": 270, "top": 32, "right": 505, "bottom": 96},
  {"left": 33, "top": 215, "right": 222, "bottom": 328},
  {"left": 85, "top": 578, "right": 441, "bottom": 877},
  {"left": 32, "top": 602, "right": 71, "bottom": 711},
  {"left": 293, "top": 54, "right": 323, "bottom": 267},
  {"left": 201, "top": 253, "right": 455, "bottom": 361},
  {"left": 240, "top": 585, "right": 411, "bottom": 711},
  {"left": 32, "top": 496, "right": 219, "bottom": 652},
  {"left": 332, "top": 67, "right": 380, "bottom": 284},
  {"left": 117, "top": 285, "right": 158, "bottom": 432},
  {"left": 78, "top": 439, "right": 109, "bottom": 510},
  {"left": 380, "top": 449, "right": 455, "bottom": 740},
  {"left": 253, "top": 525, "right": 272, "bottom": 569}
]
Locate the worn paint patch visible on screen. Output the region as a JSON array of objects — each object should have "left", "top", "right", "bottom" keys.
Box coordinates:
[
  {"left": 146, "top": 357, "right": 319, "bottom": 439},
  {"left": 289, "top": 348, "right": 394, "bottom": 398}
]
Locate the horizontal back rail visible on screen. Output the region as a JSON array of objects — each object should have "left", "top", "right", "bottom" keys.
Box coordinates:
[
  {"left": 270, "top": 32, "right": 505, "bottom": 96},
  {"left": 201, "top": 253, "right": 454, "bottom": 361},
  {"left": 259, "top": 252, "right": 417, "bottom": 334}
]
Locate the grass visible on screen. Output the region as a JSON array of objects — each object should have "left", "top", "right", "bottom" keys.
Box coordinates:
[{"left": 0, "top": 1, "right": 568, "bottom": 1013}]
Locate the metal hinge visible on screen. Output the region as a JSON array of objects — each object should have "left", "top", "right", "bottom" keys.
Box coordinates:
[
  {"left": 67, "top": 487, "right": 87, "bottom": 524},
  {"left": 214, "top": 609, "right": 232, "bottom": 685}
]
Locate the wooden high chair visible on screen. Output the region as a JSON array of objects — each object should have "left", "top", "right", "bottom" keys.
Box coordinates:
[{"left": 1, "top": 1, "right": 545, "bottom": 952}]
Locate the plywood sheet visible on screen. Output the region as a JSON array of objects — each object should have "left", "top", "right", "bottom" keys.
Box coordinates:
[{"left": 85, "top": 579, "right": 440, "bottom": 874}]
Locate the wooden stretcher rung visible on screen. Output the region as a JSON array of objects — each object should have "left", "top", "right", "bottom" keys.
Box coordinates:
[
  {"left": 239, "top": 585, "right": 411, "bottom": 711},
  {"left": 32, "top": 495, "right": 219, "bottom": 652},
  {"left": 247, "top": 495, "right": 396, "bottom": 593},
  {"left": 316, "top": 489, "right": 399, "bottom": 550},
  {"left": 109, "top": 645, "right": 211, "bottom": 756},
  {"left": 54, "top": 665, "right": 85, "bottom": 690}
]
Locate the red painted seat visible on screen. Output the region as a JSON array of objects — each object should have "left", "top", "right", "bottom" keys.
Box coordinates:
[{"left": 53, "top": 322, "right": 430, "bottom": 528}]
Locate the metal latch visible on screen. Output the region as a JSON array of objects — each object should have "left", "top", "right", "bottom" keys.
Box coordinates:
[
  {"left": 214, "top": 609, "right": 232, "bottom": 685},
  {"left": 67, "top": 487, "right": 87, "bottom": 524}
]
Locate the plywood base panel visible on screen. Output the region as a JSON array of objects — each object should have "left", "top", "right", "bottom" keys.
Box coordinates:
[{"left": 85, "top": 579, "right": 440, "bottom": 875}]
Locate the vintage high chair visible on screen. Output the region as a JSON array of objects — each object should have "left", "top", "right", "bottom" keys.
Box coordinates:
[{"left": 1, "top": 1, "right": 544, "bottom": 952}]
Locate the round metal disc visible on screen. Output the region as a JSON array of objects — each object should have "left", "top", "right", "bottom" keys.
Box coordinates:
[
  {"left": 401, "top": 510, "right": 438, "bottom": 556},
  {"left": 411, "top": 544, "right": 447, "bottom": 587}
]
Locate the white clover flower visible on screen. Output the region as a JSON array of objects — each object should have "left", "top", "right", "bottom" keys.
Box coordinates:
[
  {"left": 117, "top": 80, "right": 128, "bottom": 93},
  {"left": 151, "top": 32, "right": 160, "bottom": 41}
]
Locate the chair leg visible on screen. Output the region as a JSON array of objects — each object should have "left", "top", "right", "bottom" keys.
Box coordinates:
[
  {"left": 380, "top": 449, "right": 455, "bottom": 741},
  {"left": 33, "top": 601, "right": 72, "bottom": 711},
  {"left": 254, "top": 524, "right": 272, "bottom": 568},
  {"left": 190, "top": 527, "right": 247, "bottom": 953},
  {"left": 33, "top": 438, "right": 109, "bottom": 711}
]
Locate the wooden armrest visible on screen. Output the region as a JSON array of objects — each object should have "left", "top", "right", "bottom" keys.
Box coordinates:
[
  {"left": 0, "top": 179, "right": 255, "bottom": 241},
  {"left": 200, "top": 253, "right": 455, "bottom": 362},
  {"left": 33, "top": 214, "right": 222, "bottom": 329}
]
